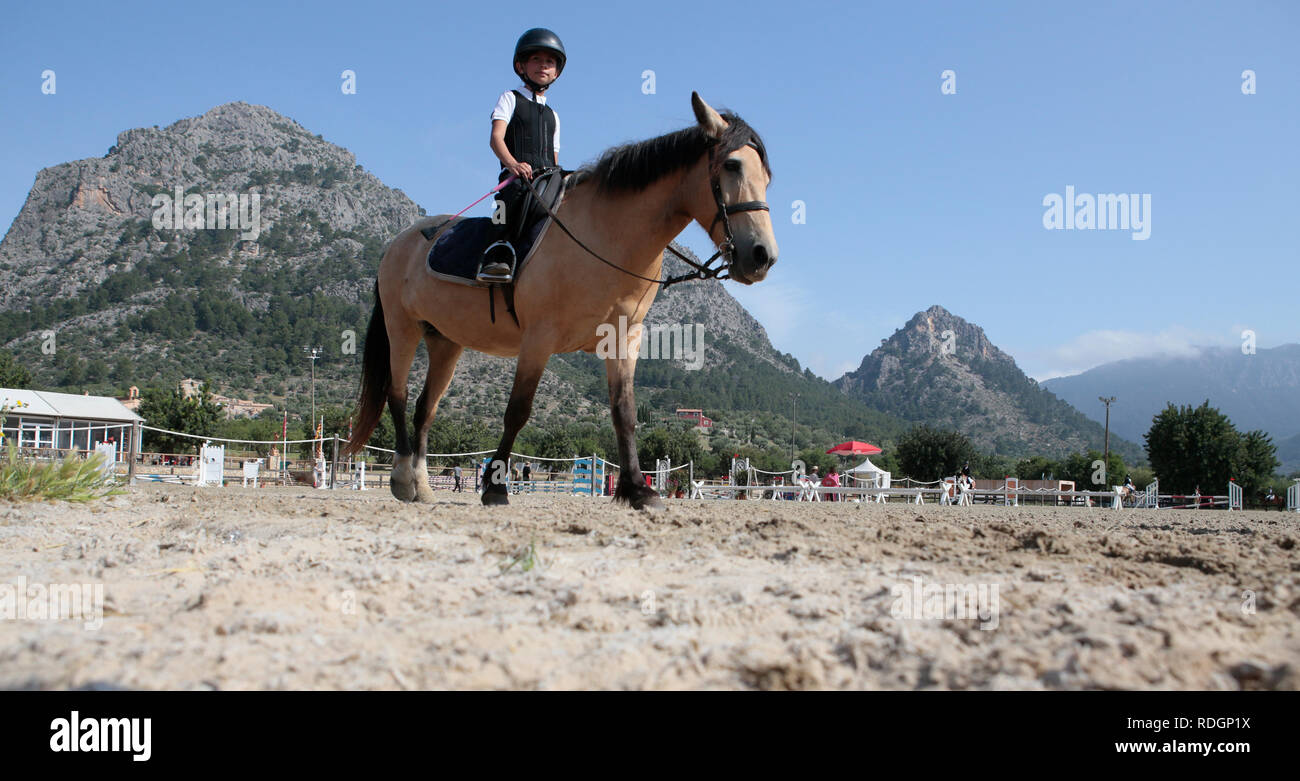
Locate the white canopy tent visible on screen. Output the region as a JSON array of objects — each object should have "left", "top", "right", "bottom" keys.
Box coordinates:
[{"left": 847, "top": 457, "right": 891, "bottom": 488}]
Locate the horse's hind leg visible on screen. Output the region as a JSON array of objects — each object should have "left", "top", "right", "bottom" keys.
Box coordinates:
[
  {"left": 386, "top": 316, "right": 424, "bottom": 502},
  {"left": 410, "top": 330, "right": 463, "bottom": 503}
]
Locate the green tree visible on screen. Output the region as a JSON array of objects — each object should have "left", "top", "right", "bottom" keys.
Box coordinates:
[
  {"left": 214, "top": 414, "right": 283, "bottom": 458},
  {"left": 0, "top": 351, "right": 32, "bottom": 388},
  {"left": 427, "top": 417, "right": 496, "bottom": 460},
  {"left": 1129, "top": 466, "right": 1155, "bottom": 490},
  {"left": 796, "top": 447, "right": 836, "bottom": 476},
  {"left": 637, "top": 424, "right": 703, "bottom": 469},
  {"left": 1237, "top": 429, "right": 1281, "bottom": 500},
  {"left": 972, "top": 452, "right": 1015, "bottom": 480},
  {"left": 62, "top": 356, "right": 86, "bottom": 387},
  {"left": 519, "top": 426, "right": 576, "bottom": 462},
  {"left": 895, "top": 425, "right": 976, "bottom": 482},
  {"left": 138, "top": 382, "right": 224, "bottom": 455},
  {"left": 85, "top": 358, "right": 109, "bottom": 384},
  {"left": 111, "top": 356, "right": 133, "bottom": 383},
  {"left": 1059, "top": 449, "right": 1125, "bottom": 490},
  {"left": 1014, "top": 455, "right": 1061, "bottom": 481},
  {"left": 320, "top": 405, "right": 354, "bottom": 440},
  {"left": 872, "top": 450, "right": 901, "bottom": 476},
  {"left": 1145, "top": 401, "right": 1277, "bottom": 495}
]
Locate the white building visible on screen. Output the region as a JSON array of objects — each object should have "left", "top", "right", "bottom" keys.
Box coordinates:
[{"left": 0, "top": 387, "right": 143, "bottom": 461}]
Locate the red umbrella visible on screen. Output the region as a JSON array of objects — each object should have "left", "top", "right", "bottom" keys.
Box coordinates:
[{"left": 825, "top": 440, "right": 882, "bottom": 456}]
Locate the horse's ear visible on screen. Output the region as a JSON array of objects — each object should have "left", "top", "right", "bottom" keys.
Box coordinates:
[{"left": 691, "top": 91, "right": 728, "bottom": 139}]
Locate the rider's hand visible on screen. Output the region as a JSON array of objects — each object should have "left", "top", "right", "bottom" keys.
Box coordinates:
[{"left": 508, "top": 161, "right": 533, "bottom": 180}]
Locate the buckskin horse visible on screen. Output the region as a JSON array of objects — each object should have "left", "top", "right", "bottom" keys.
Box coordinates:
[{"left": 343, "top": 93, "right": 777, "bottom": 511}]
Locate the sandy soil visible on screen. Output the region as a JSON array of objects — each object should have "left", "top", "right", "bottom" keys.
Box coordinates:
[{"left": 1, "top": 483, "right": 1297, "bottom": 690}]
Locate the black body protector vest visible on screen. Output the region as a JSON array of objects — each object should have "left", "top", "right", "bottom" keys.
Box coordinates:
[{"left": 504, "top": 90, "right": 556, "bottom": 174}]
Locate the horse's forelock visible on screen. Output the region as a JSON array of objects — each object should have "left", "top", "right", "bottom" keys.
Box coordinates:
[{"left": 714, "top": 113, "right": 772, "bottom": 182}]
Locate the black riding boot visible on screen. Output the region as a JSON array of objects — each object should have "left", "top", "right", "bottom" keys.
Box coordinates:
[
  {"left": 479, "top": 221, "right": 515, "bottom": 282},
  {"left": 478, "top": 180, "right": 526, "bottom": 282}
]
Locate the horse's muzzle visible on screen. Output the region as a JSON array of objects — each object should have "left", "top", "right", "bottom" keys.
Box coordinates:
[{"left": 730, "top": 239, "right": 776, "bottom": 284}]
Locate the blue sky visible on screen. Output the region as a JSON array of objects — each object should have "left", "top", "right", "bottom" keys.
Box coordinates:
[{"left": 2, "top": 0, "right": 1296, "bottom": 382}]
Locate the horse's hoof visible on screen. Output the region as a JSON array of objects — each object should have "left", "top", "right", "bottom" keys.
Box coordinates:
[
  {"left": 391, "top": 460, "right": 418, "bottom": 502},
  {"left": 633, "top": 493, "right": 665, "bottom": 513},
  {"left": 415, "top": 481, "right": 436, "bottom": 503},
  {"left": 615, "top": 485, "right": 665, "bottom": 512},
  {"left": 481, "top": 491, "right": 510, "bottom": 507}
]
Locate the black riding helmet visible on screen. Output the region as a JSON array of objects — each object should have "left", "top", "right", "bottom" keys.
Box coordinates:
[{"left": 514, "top": 28, "right": 566, "bottom": 91}]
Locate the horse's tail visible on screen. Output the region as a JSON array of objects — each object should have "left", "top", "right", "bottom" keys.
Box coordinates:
[{"left": 344, "top": 281, "right": 390, "bottom": 457}]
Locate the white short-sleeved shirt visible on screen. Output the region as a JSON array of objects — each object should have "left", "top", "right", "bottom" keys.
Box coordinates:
[{"left": 491, "top": 85, "right": 561, "bottom": 153}]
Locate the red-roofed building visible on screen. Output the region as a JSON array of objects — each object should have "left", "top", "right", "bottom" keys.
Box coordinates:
[{"left": 675, "top": 408, "right": 713, "bottom": 429}]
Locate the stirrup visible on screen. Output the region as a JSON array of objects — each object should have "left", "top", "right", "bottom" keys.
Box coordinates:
[{"left": 476, "top": 241, "right": 517, "bottom": 283}]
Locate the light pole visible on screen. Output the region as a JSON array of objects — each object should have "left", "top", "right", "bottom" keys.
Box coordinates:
[
  {"left": 304, "top": 346, "right": 323, "bottom": 431},
  {"left": 789, "top": 392, "right": 800, "bottom": 462},
  {"left": 1099, "top": 396, "right": 1116, "bottom": 480}
]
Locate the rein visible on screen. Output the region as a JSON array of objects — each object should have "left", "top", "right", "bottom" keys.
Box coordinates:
[{"left": 522, "top": 142, "right": 769, "bottom": 289}]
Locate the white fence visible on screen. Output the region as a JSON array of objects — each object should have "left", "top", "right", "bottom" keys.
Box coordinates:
[
  {"left": 1136, "top": 479, "right": 1159, "bottom": 509},
  {"left": 104, "top": 424, "right": 1279, "bottom": 514}
]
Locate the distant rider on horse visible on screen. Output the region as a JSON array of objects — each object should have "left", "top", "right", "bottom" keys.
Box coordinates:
[{"left": 1121, "top": 474, "right": 1136, "bottom": 503}]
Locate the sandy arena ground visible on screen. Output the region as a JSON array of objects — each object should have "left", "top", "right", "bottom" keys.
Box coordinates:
[{"left": 1, "top": 483, "right": 1297, "bottom": 690}]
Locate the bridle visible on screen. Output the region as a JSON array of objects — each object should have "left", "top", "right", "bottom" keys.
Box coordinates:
[
  {"left": 522, "top": 139, "right": 769, "bottom": 288},
  {"left": 694, "top": 141, "right": 771, "bottom": 283}
]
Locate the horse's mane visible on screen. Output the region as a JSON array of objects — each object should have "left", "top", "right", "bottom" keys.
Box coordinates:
[{"left": 568, "top": 112, "right": 771, "bottom": 193}]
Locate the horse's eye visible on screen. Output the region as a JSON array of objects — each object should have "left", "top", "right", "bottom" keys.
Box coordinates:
[{"left": 724, "top": 158, "right": 741, "bottom": 173}]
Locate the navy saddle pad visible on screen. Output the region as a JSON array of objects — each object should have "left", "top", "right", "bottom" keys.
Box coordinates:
[{"left": 426, "top": 217, "right": 547, "bottom": 284}]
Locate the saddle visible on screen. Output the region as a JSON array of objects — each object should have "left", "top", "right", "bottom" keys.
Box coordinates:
[
  {"left": 515, "top": 167, "right": 567, "bottom": 239},
  {"left": 421, "top": 169, "right": 567, "bottom": 326}
]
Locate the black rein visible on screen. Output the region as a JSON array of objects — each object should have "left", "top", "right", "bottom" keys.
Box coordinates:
[{"left": 521, "top": 142, "right": 768, "bottom": 289}]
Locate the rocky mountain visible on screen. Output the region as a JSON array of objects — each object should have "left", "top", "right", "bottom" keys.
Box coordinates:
[
  {"left": 0, "top": 102, "right": 418, "bottom": 311},
  {"left": 833, "top": 305, "right": 1143, "bottom": 460},
  {"left": 0, "top": 101, "right": 904, "bottom": 454},
  {"left": 1277, "top": 433, "right": 1300, "bottom": 477},
  {"left": 1042, "top": 345, "right": 1300, "bottom": 450}
]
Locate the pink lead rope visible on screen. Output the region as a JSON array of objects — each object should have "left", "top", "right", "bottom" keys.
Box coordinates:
[{"left": 450, "top": 174, "right": 518, "bottom": 219}]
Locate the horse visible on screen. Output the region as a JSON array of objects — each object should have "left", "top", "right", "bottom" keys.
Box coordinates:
[
  {"left": 1258, "top": 491, "right": 1285, "bottom": 511},
  {"left": 343, "top": 93, "right": 776, "bottom": 511},
  {"left": 1119, "top": 483, "right": 1141, "bottom": 507}
]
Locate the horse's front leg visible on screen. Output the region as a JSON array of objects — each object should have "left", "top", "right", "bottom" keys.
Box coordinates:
[
  {"left": 606, "top": 325, "right": 664, "bottom": 512},
  {"left": 482, "top": 340, "right": 551, "bottom": 507}
]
